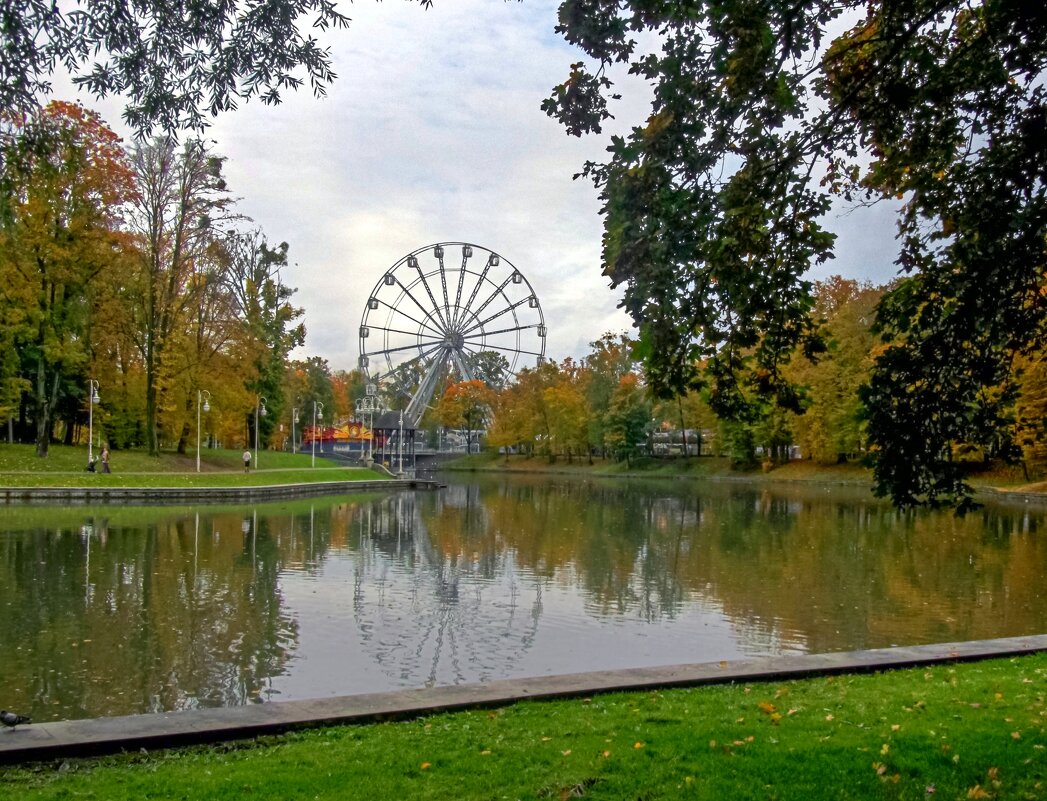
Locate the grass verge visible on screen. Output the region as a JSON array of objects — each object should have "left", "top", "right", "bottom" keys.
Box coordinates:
[
  {"left": 3, "top": 653, "right": 1046, "bottom": 800},
  {"left": 447, "top": 451, "right": 1046, "bottom": 495},
  {"left": 0, "top": 444, "right": 386, "bottom": 487}
]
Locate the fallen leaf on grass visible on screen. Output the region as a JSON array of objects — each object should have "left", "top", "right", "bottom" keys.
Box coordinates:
[
  {"left": 967, "top": 785, "right": 991, "bottom": 799},
  {"left": 758, "top": 701, "right": 777, "bottom": 715},
  {"left": 1011, "top": 731, "right": 1022, "bottom": 740},
  {"left": 601, "top": 751, "right": 611, "bottom": 758},
  {"left": 561, "top": 750, "right": 572, "bottom": 757},
  {"left": 420, "top": 762, "right": 431, "bottom": 770},
  {"left": 634, "top": 742, "right": 645, "bottom": 749},
  {"left": 825, "top": 714, "right": 835, "bottom": 722}
]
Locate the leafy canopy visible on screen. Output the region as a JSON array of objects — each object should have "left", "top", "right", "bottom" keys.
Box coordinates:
[
  {"left": 2, "top": 0, "right": 430, "bottom": 135},
  {"left": 545, "top": 0, "right": 1047, "bottom": 507}
]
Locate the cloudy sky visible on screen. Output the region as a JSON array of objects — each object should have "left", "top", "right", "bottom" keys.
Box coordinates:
[{"left": 63, "top": 0, "right": 901, "bottom": 373}]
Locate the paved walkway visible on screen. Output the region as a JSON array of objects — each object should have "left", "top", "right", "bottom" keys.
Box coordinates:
[{"left": 2, "top": 634, "right": 1045, "bottom": 764}]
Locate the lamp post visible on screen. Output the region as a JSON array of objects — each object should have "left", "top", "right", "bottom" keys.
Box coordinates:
[
  {"left": 291, "top": 406, "right": 300, "bottom": 454},
  {"left": 254, "top": 396, "right": 267, "bottom": 469},
  {"left": 354, "top": 398, "right": 363, "bottom": 461},
  {"left": 365, "top": 382, "right": 377, "bottom": 462},
  {"left": 86, "top": 379, "right": 100, "bottom": 464},
  {"left": 195, "top": 389, "right": 211, "bottom": 473},
  {"left": 397, "top": 409, "right": 404, "bottom": 474},
  {"left": 311, "top": 400, "right": 324, "bottom": 467}
]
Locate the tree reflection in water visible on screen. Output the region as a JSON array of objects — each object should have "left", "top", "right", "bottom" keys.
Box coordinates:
[{"left": 1, "top": 480, "right": 1046, "bottom": 723}]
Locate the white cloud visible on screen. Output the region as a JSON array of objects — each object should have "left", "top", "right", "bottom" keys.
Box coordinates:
[{"left": 47, "top": 0, "right": 900, "bottom": 376}]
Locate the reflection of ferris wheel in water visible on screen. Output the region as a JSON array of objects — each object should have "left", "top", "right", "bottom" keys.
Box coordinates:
[{"left": 359, "top": 243, "right": 546, "bottom": 425}]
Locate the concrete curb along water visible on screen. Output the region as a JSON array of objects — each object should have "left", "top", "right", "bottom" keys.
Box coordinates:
[
  {"left": 0, "top": 478, "right": 441, "bottom": 506},
  {"left": 1, "top": 635, "right": 1045, "bottom": 765}
]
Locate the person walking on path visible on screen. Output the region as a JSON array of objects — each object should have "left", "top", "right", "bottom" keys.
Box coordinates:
[
  {"left": 100, "top": 446, "right": 111, "bottom": 474},
  {"left": 243, "top": 450, "right": 251, "bottom": 472}
]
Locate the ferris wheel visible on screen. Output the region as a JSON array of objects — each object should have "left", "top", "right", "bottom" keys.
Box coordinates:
[{"left": 358, "top": 242, "right": 546, "bottom": 426}]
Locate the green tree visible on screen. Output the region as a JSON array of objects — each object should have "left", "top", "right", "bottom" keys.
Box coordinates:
[
  {"left": 126, "top": 137, "right": 231, "bottom": 456},
  {"left": 3, "top": 1, "right": 442, "bottom": 133},
  {"left": 222, "top": 230, "right": 306, "bottom": 450},
  {"left": 788, "top": 277, "right": 883, "bottom": 463},
  {"left": 604, "top": 373, "right": 651, "bottom": 466},
  {"left": 546, "top": 0, "right": 1047, "bottom": 507},
  {"left": 582, "top": 332, "right": 636, "bottom": 457}
]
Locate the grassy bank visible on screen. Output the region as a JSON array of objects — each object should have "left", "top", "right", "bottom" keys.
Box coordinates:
[
  {"left": 445, "top": 451, "right": 1047, "bottom": 495},
  {"left": 0, "top": 444, "right": 385, "bottom": 487},
  {"left": 4, "top": 653, "right": 1046, "bottom": 800}
]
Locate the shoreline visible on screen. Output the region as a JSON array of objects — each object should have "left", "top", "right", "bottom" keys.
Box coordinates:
[
  {"left": 0, "top": 477, "right": 440, "bottom": 506},
  {"left": 2, "top": 634, "right": 1044, "bottom": 765},
  {"left": 436, "top": 457, "right": 1047, "bottom": 506}
]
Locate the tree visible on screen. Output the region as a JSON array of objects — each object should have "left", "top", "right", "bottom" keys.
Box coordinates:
[
  {"left": 543, "top": 361, "right": 590, "bottom": 463},
  {"left": 787, "top": 277, "right": 883, "bottom": 463},
  {"left": 222, "top": 230, "right": 306, "bottom": 450},
  {"left": 3, "top": 0, "right": 436, "bottom": 134},
  {"left": 546, "top": 0, "right": 1047, "bottom": 507},
  {"left": 126, "top": 137, "right": 231, "bottom": 455},
  {"left": 604, "top": 373, "right": 651, "bottom": 466},
  {"left": 582, "top": 332, "right": 636, "bottom": 456},
  {"left": 0, "top": 101, "right": 134, "bottom": 456},
  {"left": 436, "top": 380, "right": 494, "bottom": 454}
]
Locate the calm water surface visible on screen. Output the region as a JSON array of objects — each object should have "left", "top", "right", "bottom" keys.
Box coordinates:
[{"left": 1, "top": 475, "right": 1045, "bottom": 722}]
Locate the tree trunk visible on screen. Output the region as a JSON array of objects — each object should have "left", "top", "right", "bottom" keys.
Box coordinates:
[{"left": 33, "top": 349, "right": 50, "bottom": 457}]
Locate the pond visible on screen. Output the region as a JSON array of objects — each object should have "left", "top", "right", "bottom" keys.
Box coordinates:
[{"left": 1, "top": 475, "right": 1045, "bottom": 722}]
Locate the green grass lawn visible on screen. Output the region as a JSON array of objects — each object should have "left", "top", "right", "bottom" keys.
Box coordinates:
[
  {"left": 0, "top": 443, "right": 387, "bottom": 487},
  {"left": 3, "top": 653, "right": 1046, "bottom": 800}
]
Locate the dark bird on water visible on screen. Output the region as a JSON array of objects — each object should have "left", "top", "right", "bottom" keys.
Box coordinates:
[{"left": 0, "top": 710, "right": 31, "bottom": 730}]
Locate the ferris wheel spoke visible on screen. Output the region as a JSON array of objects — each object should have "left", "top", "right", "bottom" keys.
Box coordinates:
[
  {"left": 375, "top": 325, "right": 447, "bottom": 344},
  {"left": 383, "top": 342, "right": 447, "bottom": 387},
  {"left": 395, "top": 276, "right": 450, "bottom": 334},
  {"left": 389, "top": 274, "right": 446, "bottom": 332},
  {"left": 468, "top": 274, "right": 515, "bottom": 322},
  {"left": 450, "top": 251, "right": 471, "bottom": 329},
  {"left": 456, "top": 259, "right": 496, "bottom": 330},
  {"left": 460, "top": 296, "right": 532, "bottom": 336},
  {"left": 370, "top": 339, "right": 446, "bottom": 358},
  {"left": 462, "top": 321, "right": 539, "bottom": 340},
  {"left": 373, "top": 301, "right": 446, "bottom": 340},
  {"left": 436, "top": 249, "right": 452, "bottom": 326},
  {"left": 460, "top": 340, "right": 547, "bottom": 359}
]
